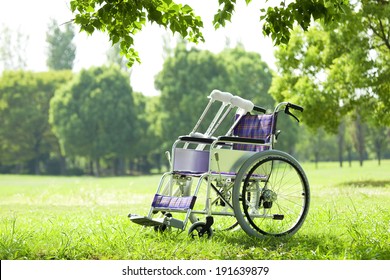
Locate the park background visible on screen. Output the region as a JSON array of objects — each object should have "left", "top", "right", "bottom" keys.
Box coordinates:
[
  {"left": 1, "top": 0, "right": 389, "bottom": 176},
  {"left": 0, "top": 0, "right": 389, "bottom": 260}
]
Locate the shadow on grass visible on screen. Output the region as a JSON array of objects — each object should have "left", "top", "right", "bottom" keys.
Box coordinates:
[
  {"left": 339, "top": 180, "right": 390, "bottom": 188},
  {"left": 213, "top": 230, "right": 390, "bottom": 260},
  {"left": 215, "top": 234, "right": 331, "bottom": 259}
]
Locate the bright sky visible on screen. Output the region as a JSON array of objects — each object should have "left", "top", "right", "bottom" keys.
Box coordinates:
[{"left": 0, "top": 0, "right": 276, "bottom": 96}]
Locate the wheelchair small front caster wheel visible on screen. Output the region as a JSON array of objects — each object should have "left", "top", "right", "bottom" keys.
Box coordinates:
[
  {"left": 153, "top": 224, "right": 167, "bottom": 232},
  {"left": 188, "top": 221, "right": 213, "bottom": 239},
  {"left": 153, "top": 213, "right": 172, "bottom": 233}
]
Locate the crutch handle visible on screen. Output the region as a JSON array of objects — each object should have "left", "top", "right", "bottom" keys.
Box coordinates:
[
  {"left": 230, "top": 95, "right": 254, "bottom": 113},
  {"left": 209, "top": 89, "right": 233, "bottom": 103}
]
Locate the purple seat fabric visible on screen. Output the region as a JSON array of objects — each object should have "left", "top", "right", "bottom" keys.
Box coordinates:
[
  {"left": 233, "top": 113, "right": 276, "bottom": 152},
  {"left": 152, "top": 194, "right": 197, "bottom": 210}
]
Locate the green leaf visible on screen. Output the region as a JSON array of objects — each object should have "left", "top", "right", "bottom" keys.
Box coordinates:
[
  {"left": 123, "top": 35, "right": 134, "bottom": 46},
  {"left": 84, "top": 24, "right": 95, "bottom": 34},
  {"left": 133, "top": 21, "right": 143, "bottom": 30},
  {"left": 86, "top": 6, "right": 95, "bottom": 13},
  {"left": 182, "top": 4, "right": 193, "bottom": 14},
  {"left": 111, "top": 35, "right": 120, "bottom": 45},
  {"left": 70, "top": 0, "right": 77, "bottom": 12}
]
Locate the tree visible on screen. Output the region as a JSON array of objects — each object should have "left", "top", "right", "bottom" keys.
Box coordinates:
[
  {"left": 269, "top": 0, "right": 390, "bottom": 166},
  {"left": 154, "top": 43, "right": 276, "bottom": 152},
  {"left": 362, "top": 0, "right": 390, "bottom": 127},
  {"left": 352, "top": 112, "right": 367, "bottom": 166},
  {"left": 69, "top": 0, "right": 346, "bottom": 66},
  {"left": 366, "top": 125, "right": 389, "bottom": 166},
  {"left": 0, "top": 25, "right": 28, "bottom": 70},
  {"left": 0, "top": 70, "right": 72, "bottom": 174},
  {"left": 217, "top": 46, "right": 274, "bottom": 108},
  {"left": 270, "top": 25, "right": 346, "bottom": 133},
  {"left": 337, "top": 120, "right": 346, "bottom": 167},
  {"left": 155, "top": 43, "right": 227, "bottom": 149},
  {"left": 130, "top": 92, "right": 162, "bottom": 174},
  {"left": 46, "top": 19, "right": 76, "bottom": 70},
  {"left": 49, "top": 66, "right": 139, "bottom": 176},
  {"left": 270, "top": 0, "right": 390, "bottom": 133}
]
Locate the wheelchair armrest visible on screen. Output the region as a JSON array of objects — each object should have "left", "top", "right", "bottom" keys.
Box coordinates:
[
  {"left": 217, "top": 136, "right": 266, "bottom": 145},
  {"left": 178, "top": 136, "right": 215, "bottom": 144}
]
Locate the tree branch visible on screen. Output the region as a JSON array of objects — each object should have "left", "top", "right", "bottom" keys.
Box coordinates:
[
  {"left": 378, "top": 19, "right": 390, "bottom": 50},
  {"left": 368, "top": 17, "right": 390, "bottom": 51}
]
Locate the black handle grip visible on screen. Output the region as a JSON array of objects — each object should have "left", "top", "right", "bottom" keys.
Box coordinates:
[
  {"left": 287, "top": 103, "right": 304, "bottom": 112},
  {"left": 253, "top": 105, "right": 266, "bottom": 114}
]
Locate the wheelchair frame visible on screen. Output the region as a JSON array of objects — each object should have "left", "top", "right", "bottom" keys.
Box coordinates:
[{"left": 129, "top": 90, "right": 310, "bottom": 239}]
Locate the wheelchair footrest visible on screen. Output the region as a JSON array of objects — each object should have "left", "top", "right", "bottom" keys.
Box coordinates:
[
  {"left": 128, "top": 214, "right": 164, "bottom": 227},
  {"left": 129, "top": 214, "right": 185, "bottom": 230},
  {"left": 152, "top": 194, "right": 197, "bottom": 210}
]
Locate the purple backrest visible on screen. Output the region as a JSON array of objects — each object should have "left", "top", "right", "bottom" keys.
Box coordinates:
[{"left": 233, "top": 113, "right": 277, "bottom": 152}]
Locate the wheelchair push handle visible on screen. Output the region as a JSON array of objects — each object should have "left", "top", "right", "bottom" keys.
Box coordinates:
[
  {"left": 287, "top": 102, "right": 304, "bottom": 112},
  {"left": 253, "top": 105, "right": 267, "bottom": 114},
  {"left": 284, "top": 102, "right": 304, "bottom": 122}
]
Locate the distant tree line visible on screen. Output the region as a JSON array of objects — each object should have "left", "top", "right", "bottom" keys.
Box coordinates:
[
  {"left": 1, "top": 0, "right": 390, "bottom": 176},
  {"left": 0, "top": 41, "right": 276, "bottom": 175},
  {"left": 1, "top": 44, "right": 388, "bottom": 176}
]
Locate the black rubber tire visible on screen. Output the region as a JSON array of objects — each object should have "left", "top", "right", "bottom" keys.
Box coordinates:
[
  {"left": 188, "top": 221, "right": 213, "bottom": 239},
  {"left": 232, "top": 150, "right": 310, "bottom": 238}
]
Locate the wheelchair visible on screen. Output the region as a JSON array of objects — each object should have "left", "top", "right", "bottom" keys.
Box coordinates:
[{"left": 129, "top": 90, "right": 310, "bottom": 239}]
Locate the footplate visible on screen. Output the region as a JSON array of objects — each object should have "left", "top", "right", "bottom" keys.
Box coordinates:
[
  {"left": 128, "top": 214, "right": 185, "bottom": 230},
  {"left": 128, "top": 214, "right": 165, "bottom": 227}
]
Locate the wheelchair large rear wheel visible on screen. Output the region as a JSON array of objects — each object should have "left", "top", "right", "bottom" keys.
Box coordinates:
[{"left": 232, "top": 150, "right": 310, "bottom": 238}]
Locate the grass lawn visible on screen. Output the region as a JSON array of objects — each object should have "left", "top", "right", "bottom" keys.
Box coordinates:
[{"left": 0, "top": 160, "right": 389, "bottom": 260}]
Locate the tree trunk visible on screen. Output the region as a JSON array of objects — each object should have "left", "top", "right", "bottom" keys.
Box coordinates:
[
  {"left": 376, "top": 146, "right": 381, "bottom": 166},
  {"left": 115, "top": 157, "right": 125, "bottom": 175},
  {"left": 347, "top": 146, "right": 352, "bottom": 167},
  {"left": 338, "top": 121, "right": 345, "bottom": 168},
  {"left": 95, "top": 158, "right": 101, "bottom": 177},
  {"left": 374, "top": 137, "right": 382, "bottom": 166},
  {"left": 354, "top": 114, "right": 365, "bottom": 167},
  {"left": 129, "top": 160, "right": 134, "bottom": 175},
  {"left": 59, "top": 155, "right": 66, "bottom": 175},
  {"left": 314, "top": 151, "right": 319, "bottom": 169},
  {"left": 33, "top": 158, "right": 40, "bottom": 175},
  {"left": 89, "top": 160, "right": 94, "bottom": 175}
]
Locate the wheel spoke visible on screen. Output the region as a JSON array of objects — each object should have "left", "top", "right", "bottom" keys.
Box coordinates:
[{"left": 233, "top": 153, "right": 310, "bottom": 237}]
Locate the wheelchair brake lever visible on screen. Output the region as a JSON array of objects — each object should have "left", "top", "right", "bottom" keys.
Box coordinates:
[{"left": 284, "top": 107, "right": 300, "bottom": 122}]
